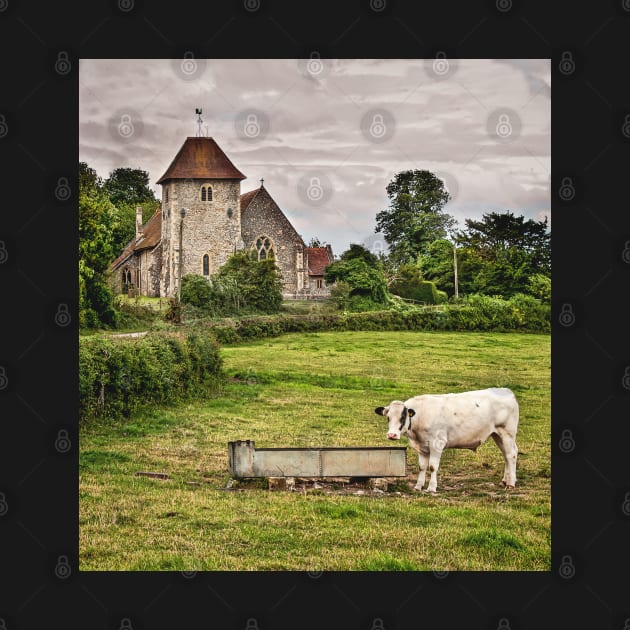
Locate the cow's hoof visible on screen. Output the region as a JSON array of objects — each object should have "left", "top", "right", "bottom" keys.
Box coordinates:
[
  {"left": 425, "top": 487, "right": 437, "bottom": 493},
  {"left": 413, "top": 485, "right": 424, "bottom": 492}
]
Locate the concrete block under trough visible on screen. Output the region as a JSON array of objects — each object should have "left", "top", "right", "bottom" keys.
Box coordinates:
[{"left": 228, "top": 440, "right": 407, "bottom": 478}]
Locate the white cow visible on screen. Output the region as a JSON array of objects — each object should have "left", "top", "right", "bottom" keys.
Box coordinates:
[{"left": 375, "top": 387, "right": 519, "bottom": 492}]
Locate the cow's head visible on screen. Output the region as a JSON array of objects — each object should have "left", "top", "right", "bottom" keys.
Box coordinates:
[{"left": 374, "top": 401, "right": 415, "bottom": 440}]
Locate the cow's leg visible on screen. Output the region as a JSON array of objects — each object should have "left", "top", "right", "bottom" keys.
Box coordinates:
[
  {"left": 425, "top": 445, "right": 444, "bottom": 493},
  {"left": 491, "top": 430, "right": 518, "bottom": 488},
  {"left": 414, "top": 450, "right": 429, "bottom": 491}
]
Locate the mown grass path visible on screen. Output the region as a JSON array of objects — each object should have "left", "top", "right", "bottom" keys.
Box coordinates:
[{"left": 80, "top": 331, "right": 550, "bottom": 570}]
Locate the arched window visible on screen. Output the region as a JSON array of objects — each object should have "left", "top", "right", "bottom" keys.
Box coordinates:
[
  {"left": 165, "top": 187, "right": 169, "bottom": 203},
  {"left": 254, "top": 236, "right": 275, "bottom": 261},
  {"left": 202, "top": 254, "right": 210, "bottom": 276},
  {"left": 201, "top": 185, "right": 213, "bottom": 202},
  {"left": 122, "top": 268, "right": 132, "bottom": 293}
]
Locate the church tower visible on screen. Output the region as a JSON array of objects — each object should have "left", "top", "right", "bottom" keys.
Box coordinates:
[{"left": 156, "top": 136, "right": 246, "bottom": 297}]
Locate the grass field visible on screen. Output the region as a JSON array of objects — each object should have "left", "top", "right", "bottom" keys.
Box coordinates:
[{"left": 79, "top": 330, "right": 550, "bottom": 571}]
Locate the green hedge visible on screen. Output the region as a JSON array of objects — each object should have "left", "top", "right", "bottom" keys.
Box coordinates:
[
  {"left": 79, "top": 330, "right": 221, "bottom": 422},
  {"left": 204, "top": 294, "right": 550, "bottom": 344}
]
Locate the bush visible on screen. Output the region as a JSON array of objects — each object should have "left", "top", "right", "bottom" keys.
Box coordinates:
[
  {"left": 79, "top": 330, "right": 222, "bottom": 422},
  {"left": 181, "top": 274, "right": 212, "bottom": 308}
]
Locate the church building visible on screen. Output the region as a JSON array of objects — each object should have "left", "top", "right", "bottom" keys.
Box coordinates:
[{"left": 110, "top": 136, "right": 334, "bottom": 299}]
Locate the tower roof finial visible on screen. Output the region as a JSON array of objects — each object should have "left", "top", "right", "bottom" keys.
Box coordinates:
[
  {"left": 260, "top": 177, "right": 264, "bottom": 187},
  {"left": 195, "top": 108, "right": 203, "bottom": 137}
]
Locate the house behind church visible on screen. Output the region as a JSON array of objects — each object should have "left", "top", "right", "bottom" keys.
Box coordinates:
[{"left": 110, "top": 136, "right": 334, "bottom": 299}]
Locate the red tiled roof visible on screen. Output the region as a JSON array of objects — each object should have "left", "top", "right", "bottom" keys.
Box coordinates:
[
  {"left": 306, "top": 246, "right": 334, "bottom": 277},
  {"left": 156, "top": 137, "right": 246, "bottom": 184},
  {"left": 110, "top": 209, "right": 162, "bottom": 270},
  {"left": 240, "top": 187, "right": 261, "bottom": 210}
]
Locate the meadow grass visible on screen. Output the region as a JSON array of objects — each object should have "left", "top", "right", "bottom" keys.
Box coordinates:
[{"left": 79, "top": 330, "right": 550, "bottom": 571}]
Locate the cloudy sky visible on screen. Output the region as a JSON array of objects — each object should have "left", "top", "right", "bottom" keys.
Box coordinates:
[{"left": 79, "top": 58, "right": 550, "bottom": 256}]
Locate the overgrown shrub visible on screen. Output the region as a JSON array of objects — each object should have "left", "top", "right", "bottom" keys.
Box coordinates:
[
  {"left": 79, "top": 330, "right": 221, "bottom": 422},
  {"left": 181, "top": 274, "right": 212, "bottom": 308}
]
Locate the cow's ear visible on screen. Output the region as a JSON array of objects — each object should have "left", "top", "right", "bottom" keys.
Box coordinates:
[
  {"left": 407, "top": 408, "right": 416, "bottom": 418},
  {"left": 374, "top": 406, "right": 388, "bottom": 416}
]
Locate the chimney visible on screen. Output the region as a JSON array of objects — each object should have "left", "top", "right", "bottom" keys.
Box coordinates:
[{"left": 136, "top": 207, "right": 143, "bottom": 239}]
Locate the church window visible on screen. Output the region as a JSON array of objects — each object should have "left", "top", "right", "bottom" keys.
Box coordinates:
[
  {"left": 202, "top": 254, "right": 209, "bottom": 276},
  {"left": 201, "top": 185, "right": 213, "bottom": 202},
  {"left": 122, "top": 268, "right": 132, "bottom": 293},
  {"left": 316, "top": 278, "right": 324, "bottom": 289},
  {"left": 165, "top": 187, "right": 169, "bottom": 203},
  {"left": 255, "top": 236, "right": 275, "bottom": 261}
]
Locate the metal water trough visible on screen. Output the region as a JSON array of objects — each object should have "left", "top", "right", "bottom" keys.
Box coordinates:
[{"left": 228, "top": 440, "right": 407, "bottom": 478}]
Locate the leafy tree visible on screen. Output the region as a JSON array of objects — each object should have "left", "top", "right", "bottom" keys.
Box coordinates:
[
  {"left": 79, "top": 176, "right": 119, "bottom": 328},
  {"left": 375, "top": 170, "right": 456, "bottom": 267},
  {"left": 325, "top": 251, "right": 388, "bottom": 309},
  {"left": 307, "top": 237, "right": 323, "bottom": 248},
  {"left": 79, "top": 161, "right": 101, "bottom": 193},
  {"left": 181, "top": 274, "right": 212, "bottom": 308},
  {"left": 208, "top": 250, "right": 283, "bottom": 314},
  {"left": 455, "top": 211, "right": 551, "bottom": 297},
  {"left": 103, "top": 167, "right": 156, "bottom": 206},
  {"left": 104, "top": 167, "right": 160, "bottom": 254},
  {"left": 340, "top": 243, "right": 379, "bottom": 265},
  {"left": 527, "top": 273, "right": 551, "bottom": 302}
]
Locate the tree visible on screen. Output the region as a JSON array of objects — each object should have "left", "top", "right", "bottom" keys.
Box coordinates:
[
  {"left": 324, "top": 249, "right": 388, "bottom": 309},
  {"left": 375, "top": 170, "right": 456, "bottom": 267},
  {"left": 208, "top": 250, "right": 283, "bottom": 314},
  {"left": 307, "top": 237, "right": 323, "bottom": 248},
  {"left": 103, "top": 168, "right": 160, "bottom": 255},
  {"left": 103, "top": 167, "right": 156, "bottom": 206},
  {"left": 79, "top": 173, "right": 119, "bottom": 328},
  {"left": 455, "top": 211, "right": 551, "bottom": 297},
  {"left": 388, "top": 264, "right": 445, "bottom": 304},
  {"left": 340, "top": 243, "right": 379, "bottom": 265}
]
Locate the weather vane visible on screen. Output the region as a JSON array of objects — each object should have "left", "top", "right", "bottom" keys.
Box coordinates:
[{"left": 195, "top": 108, "right": 203, "bottom": 137}]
